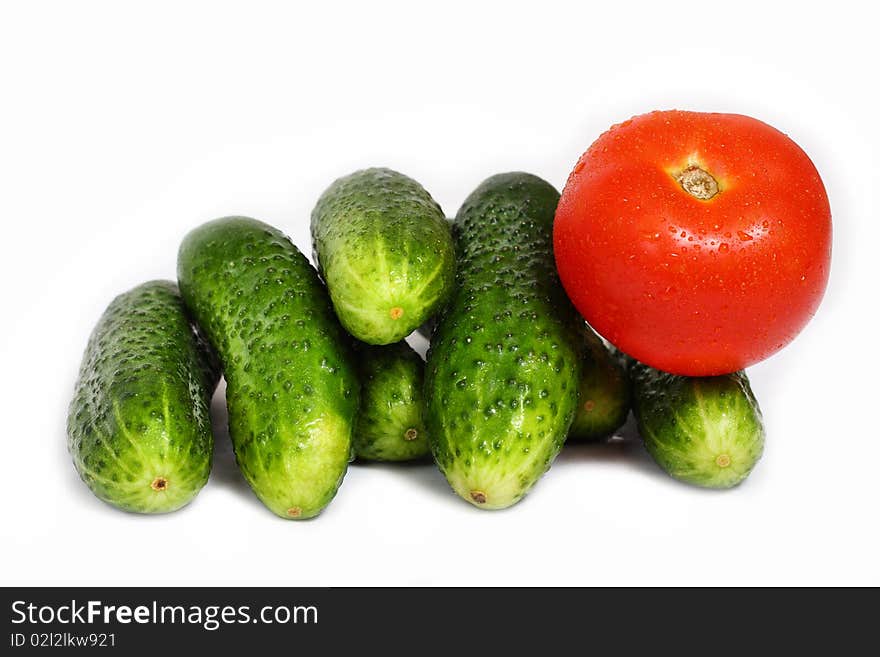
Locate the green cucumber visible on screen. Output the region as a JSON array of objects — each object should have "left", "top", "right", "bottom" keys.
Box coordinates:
[
  {"left": 425, "top": 173, "right": 583, "bottom": 509},
  {"left": 311, "top": 168, "right": 455, "bottom": 345},
  {"left": 414, "top": 220, "right": 454, "bottom": 341},
  {"left": 67, "top": 281, "right": 218, "bottom": 513},
  {"left": 629, "top": 362, "right": 764, "bottom": 488},
  {"left": 568, "top": 327, "right": 630, "bottom": 441},
  {"left": 353, "top": 340, "right": 429, "bottom": 462},
  {"left": 177, "top": 217, "right": 359, "bottom": 519}
]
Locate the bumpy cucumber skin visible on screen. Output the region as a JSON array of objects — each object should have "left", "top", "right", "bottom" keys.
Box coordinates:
[
  {"left": 569, "top": 327, "right": 631, "bottom": 441},
  {"left": 629, "top": 362, "right": 764, "bottom": 488},
  {"left": 178, "top": 217, "right": 359, "bottom": 519},
  {"left": 67, "top": 281, "right": 218, "bottom": 513},
  {"left": 414, "top": 220, "right": 455, "bottom": 341},
  {"left": 311, "top": 168, "right": 455, "bottom": 345},
  {"left": 354, "top": 341, "right": 430, "bottom": 462},
  {"left": 425, "top": 173, "right": 583, "bottom": 509}
]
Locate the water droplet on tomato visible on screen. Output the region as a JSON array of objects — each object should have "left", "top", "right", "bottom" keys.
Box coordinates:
[{"left": 718, "top": 243, "right": 730, "bottom": 254}]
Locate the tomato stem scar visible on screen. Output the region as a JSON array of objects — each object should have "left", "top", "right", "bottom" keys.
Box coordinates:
[{"left": 676, "top": 165, "right": 720, "bottom": 200}]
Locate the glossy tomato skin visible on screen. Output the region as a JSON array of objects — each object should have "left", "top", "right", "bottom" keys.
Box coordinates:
[{"left": 554, "top": 110, "right": 831, "bottom": 376}]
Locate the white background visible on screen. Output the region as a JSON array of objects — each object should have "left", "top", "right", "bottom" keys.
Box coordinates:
[{"left": 1, "top": 1, "right": 877, "bottom": 586}]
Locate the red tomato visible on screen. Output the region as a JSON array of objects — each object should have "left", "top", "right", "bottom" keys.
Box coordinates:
[{"left": 554, "top": 110, "right": 831, "bottom": 376}]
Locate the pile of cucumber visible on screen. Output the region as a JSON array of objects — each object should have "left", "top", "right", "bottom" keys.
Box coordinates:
[{"left": 68, "top": 169, "right": 764, "bottom": 518}]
